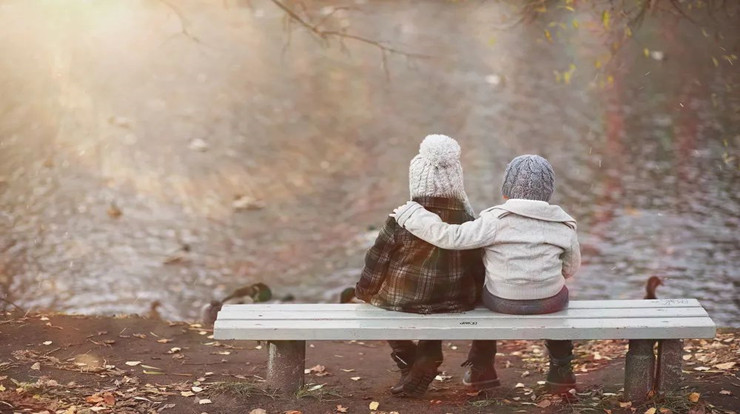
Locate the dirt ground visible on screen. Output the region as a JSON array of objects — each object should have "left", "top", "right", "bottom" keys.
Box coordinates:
[{"left": 0, "top": 312, "right": 738, "bottom": 414}]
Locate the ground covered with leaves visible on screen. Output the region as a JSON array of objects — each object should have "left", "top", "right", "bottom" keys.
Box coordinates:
[{"left": 0, "top": 312, "right": 737, "bottom": 414}]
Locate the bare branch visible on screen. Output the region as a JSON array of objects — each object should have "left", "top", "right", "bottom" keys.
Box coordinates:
[
  {"left": 158, "top": 0, "right": 201, "bottom": 43},
  {"left": 268, "top": 0, "right": 430, "bottom": 60}
]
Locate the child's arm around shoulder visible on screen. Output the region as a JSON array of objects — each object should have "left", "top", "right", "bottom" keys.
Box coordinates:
[{"left": 392, "top": 201, "right": 499, "bottom": 250}]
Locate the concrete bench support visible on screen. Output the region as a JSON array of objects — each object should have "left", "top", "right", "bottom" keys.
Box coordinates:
[
  {"left": 656, "top": 339, "right": 683, "bottom": 392},
  {"left": 267, "top": 340, "right": 306, "bottom": 394},
  {"left": 624, "top": 339, "right": 655, "bottom": 402}
]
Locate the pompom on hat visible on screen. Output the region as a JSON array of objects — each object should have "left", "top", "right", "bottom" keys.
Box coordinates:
[{"left": 409, "top": 134, "right": 474, "bottom": 216}]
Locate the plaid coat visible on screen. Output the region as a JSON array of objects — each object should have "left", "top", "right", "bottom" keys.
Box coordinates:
[{"left": 355, "top": 196, "right": 485, "bottom": 314}]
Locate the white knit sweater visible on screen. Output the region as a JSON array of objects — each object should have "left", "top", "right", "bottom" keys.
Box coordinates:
[{"left": 395, "top": 199, "right": 581, "bottom": 300}]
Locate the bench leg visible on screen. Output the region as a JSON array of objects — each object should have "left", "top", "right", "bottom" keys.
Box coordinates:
[
  {"left": 656, "top": 339, "right": 683, "bottom": 393},
  {"left": 624, "top": 339, "right": 655, "bottom": 402},
  {"left": 267, "top": 340, "right": 306, "bottom": 394}
]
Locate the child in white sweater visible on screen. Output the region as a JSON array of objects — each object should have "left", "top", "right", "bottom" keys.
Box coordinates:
[{"left": 393, "top": 154, "right": 581, "bottom": 394}]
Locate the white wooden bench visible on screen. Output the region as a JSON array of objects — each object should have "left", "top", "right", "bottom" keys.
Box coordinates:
[{"left": 214, "top": 299, "right": 715, "bottom": 400}]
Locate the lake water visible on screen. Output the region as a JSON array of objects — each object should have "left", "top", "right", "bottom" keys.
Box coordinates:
[{"left": 1, "top": 0, "right": 738, "bottom": 325}]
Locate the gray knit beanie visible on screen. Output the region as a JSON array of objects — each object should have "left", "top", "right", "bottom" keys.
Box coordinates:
[
  {"left": 501, "top": 154, "right": 555, "bottom": 202},
  {"left": 409, "top": 135, "right": 475, "bottom": 216}
]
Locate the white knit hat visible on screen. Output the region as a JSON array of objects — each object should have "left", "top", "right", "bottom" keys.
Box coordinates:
[{"left": 409, "top": 135, "right": 475, "bottom": 216}]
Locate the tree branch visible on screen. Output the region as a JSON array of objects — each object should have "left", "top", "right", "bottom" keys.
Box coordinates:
[
  {"left": 158, "top": 0, "right": 201, "bottom": 43},
  {"left": 268, "top": 0, "right": 430, "bottom": 59}
]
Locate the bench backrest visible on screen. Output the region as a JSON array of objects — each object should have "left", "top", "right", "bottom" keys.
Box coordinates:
[{"left": 214, "top": 299, "right": 715, "bottom": 341}]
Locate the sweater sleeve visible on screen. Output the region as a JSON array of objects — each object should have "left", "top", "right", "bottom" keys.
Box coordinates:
[
  {"left": 355, "top": 217, "right": 397, "bottom": 301},
  {"left": 561, "top": 231, "right": 581, "bottom": 279},
  {"left": 396, "top": 206, "right": 499, "bottom": 250}
]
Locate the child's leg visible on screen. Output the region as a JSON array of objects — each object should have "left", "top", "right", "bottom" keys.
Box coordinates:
[
  {"left": 387, "top": 340, "right": 417, "bottom": 367},
  {"left": 387, "top": 340, "right": 416, "bottom": 393},
  {"left": 399, "top": 340, "right": 442, "bottom": 397},
  {"left": 545, "top": 340, "right": 576, "bottom": 393},
  {"left": 462, "top": 340, "right": 500, "bottom": 389}
]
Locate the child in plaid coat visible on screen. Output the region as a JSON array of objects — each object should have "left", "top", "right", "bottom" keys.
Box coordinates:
[{"left": 356, "top": 135, "right": 490, "bottom": 397}]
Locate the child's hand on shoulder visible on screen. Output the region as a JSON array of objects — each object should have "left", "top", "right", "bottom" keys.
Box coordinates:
[
  {"left": 390, "top": 201, "right": 424, "bottom": 227},
  {"left": 389, "top": 201, "right": 415, "bottom": 218}
]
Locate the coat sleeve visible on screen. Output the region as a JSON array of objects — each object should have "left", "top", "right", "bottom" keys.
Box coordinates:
[
  {"left": 397, "top": 206, "right": 499, "bottom": 250},
  {"left": 561, "top": 230, "right": 581, "bottom": 279},
  {"left": 355, "top": 218, "right": 397, "bottom": 301}
]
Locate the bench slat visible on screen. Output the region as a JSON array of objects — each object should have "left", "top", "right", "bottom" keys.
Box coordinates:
[
  {"left": 214, "top": 316, "right": 715, "bottom": 341},
  {"left": 218, "top": 299, "right": 703, "bottom": 311},
  {"left": 216, "top": 306, "right": 708, "bottom": 320}
]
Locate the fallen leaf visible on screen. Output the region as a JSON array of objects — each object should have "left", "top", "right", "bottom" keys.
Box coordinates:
[
  {"left": 157, "top": 338, "right": 172, "bottom": 343},
  {"left": 305, "top": 364, "right": 329, "bottom": 376},
  {"left": 42, "top": 341, "right": 52, "bottom": 346},
  {"left": 249, "top": 410, "right": 267, "bottom": 414},
  {"left": 537, "top": 400, "right": 552, "bottom": 408},
  {"left": 689, "top": 406, "right": 706, "bottom": 414},
  {"left": 307, "top": 383, "right": 325, "bottom": 391},
  {"left": 659, "top": 408, "right": 672, "bottom": 414},
  {"left": 434, "top": 373, "right": 453, "bottom": 382},
  {"left": 102, "top": 392, "right": 115, "bottom": 406},
  {"left": 125, "top": 361, "right": 142, "bottom": 366},
  {"left": 180, "top": 391, "right": 194, "bottom": 397},
  {"left": 714, "top": 362, "right": 736, "bottom": 370},
  {"left": 284, "top": 411, "right": 302, "bottom": 414},
  {"left": 645, "top": 408, "right": 657, "bottom": 414},
  {"left": 191, "top": 386, "right": 203, "bottom": 393},
  {"left": 198, "top": 398, "right": 212, "bottom": 404},
  {"left": 340, "top": 368, "right": 355, "bottom": 372},
  {"left": 620, "top": 401, "right": 633, "bottom": 408},
  {"left": 719, "top": 390, "right": 732, "bottom": 395},
  {"left": 688, "top": 392, "right": 700, "bottom": 403},
  {"left": 369, "top": 401, "right": 380, "bottom": 410},
  {"left": 336, "top": 405, "right": 348, "bottom": 413},
  {"left": 86, "top": 394, "right": 104, "bottom": 403},
  {"left": 694, "top": 366, "right": 710, "bottom": 371},
  {"left": 350, "top": 376, "right": 361, "bottom": 381},
  {"left": 515, "top": 382, "right": 525, "bottom": 388},
  {"left": 31, "top": 362, "right": 41, "bottom": 370}
]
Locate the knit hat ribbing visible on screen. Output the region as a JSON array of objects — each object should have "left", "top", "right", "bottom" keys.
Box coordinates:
[
  {"left": 501, "top": 155, "right": 555, "bottom": 202},
  {"left": 409, "top": 135, "right": 474, "bottom": 216}
]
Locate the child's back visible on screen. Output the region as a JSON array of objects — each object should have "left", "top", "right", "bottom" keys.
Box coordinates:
[
  {"left": 356, "top": 196, "right": 484, "bottom": 314},
  {"left": 355, "top": 135, "right": 488, "bottom": 398}
]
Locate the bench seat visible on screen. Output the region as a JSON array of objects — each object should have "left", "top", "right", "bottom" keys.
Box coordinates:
[
  {"left": 214, "top": 299, "right": 716, "bottom": 400},
  {"left": 214, "top": 299, "right": 715, "bottom": 341}
]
